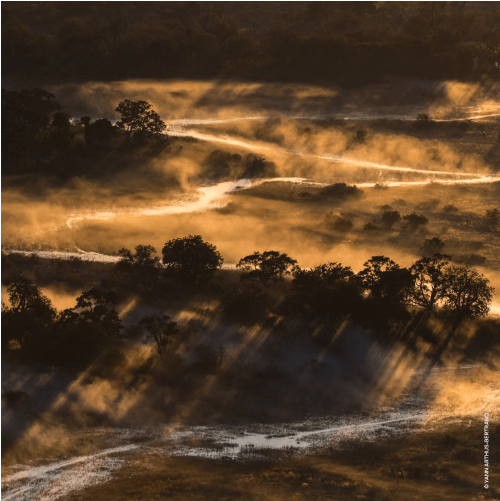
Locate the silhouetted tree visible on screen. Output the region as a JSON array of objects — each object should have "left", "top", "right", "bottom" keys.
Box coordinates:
[
  {"left": 326, "top": 214, "right": 354, "bottom": 232},
  {"left": 443, "top": 266, "right": 494, "bottom": 320},
  {"left": 140, "top": 314, "right": 179, "bottom": 358},
  {"left": 237, "top": 250, "right": 297, "bottom": 284},
  {"left": 115, "top": 99, "right": 166, "bottom": 142},
  {"left": 485, "top": 208, "right": 500, "bottom": 227},
  {"left": 2, "top": 88, "right": 61, "bottom": 161},
  {"left": 290, "top": 263, "right": 361, "bottom": 320},
  {"left": 117, "top": 244, "right": 161, "bottom": 293},
  {"left": 363, "top": 220, "right": 380, "bottom": 231},
  {"left": 162, "top": 235, "right": 223, "bottom": 285},
  {"left": 358, "top": 256, "right": 414, "bottom": 310},
  {"left": 421, "top": 237, "right": 445, "bottom": 256},
  {"left": 1, "top": 277, "right": 56, "bottom": 351},
  {"left": 320, "top": 183, "right": 362, "bottom": 199},
  {"left": 410, "top": 254, "right": 451, "bottom": 310},
  {"left": 80, "top": 116, "right": 116, "bottom": 147},
  {"left": 382, "top": 210, "right": 401, "bottom": 228},
  {"left": 72, "top": 288, "right": 123, "bottom": 339},
  {"left": 403, "top": 212, "right": 429, "bottom": 229}
]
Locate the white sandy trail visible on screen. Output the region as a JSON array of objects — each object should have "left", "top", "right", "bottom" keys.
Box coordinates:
[
  {"left": 65, "top": 179, "right": 252, "bottom": 228},
  {"left": 435, "top": 112, "right": 500, "bottom": 122},
  {"left": 170, "top": 128, "right": 486, "bottom": 178},
  {"left": 3, "top": 249, "right": 121, "bottom": 263},
  {"left": 2, "top": 444, "right": 139, "bottom": 501}
]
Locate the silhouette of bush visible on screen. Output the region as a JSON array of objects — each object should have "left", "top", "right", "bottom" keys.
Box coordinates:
[
  {"left": 319, "top": 183, "right": 361, "bottom": 199},
  {"left": 403, "top": 212, "right": 429, "bottom": 229},
  {"left": 381, "top": 210, "right": 401, "bottom": 228},
  {"left": 421, "top": 237, "right": 445, "bottom": 256},
  {"left": 326, "top": 214, "right": 354, "bottom": 232},
  {"left": 453, "top": 253, "right": 487, "bottom": 266},
  {"left": 363, "top": 220, "right": 380, "bottom": 231}
]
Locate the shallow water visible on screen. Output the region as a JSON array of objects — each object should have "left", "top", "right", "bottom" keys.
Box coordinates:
[{"left": 3, "top": 365, "right": 493, "bottom": 500}]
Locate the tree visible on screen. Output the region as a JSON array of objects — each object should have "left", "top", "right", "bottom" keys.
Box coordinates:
[
  {"left": 382, "top": 210, "right": 401, "bottom": 228},
  {"left": 162, "top": 235, "right": 223, "bottom": 285},
  {"left": 403, "top": 212, "right": 429, "bottom": 230},
  {"left": 358, "top": 256, "right": 414, "bottom": 305},
  {"left": 115, "top": 99, "right": 166, "bottom": 141},
  {"left": 326, "top": 214, "right": 354, "bottom": 232},
  {"left": 485, "top": 208, "right": 500, "bottom": 227},
  {"left": 117, "top": 244, "right": 161, "bottom": 293},
  {"left": 363, "top": 220, "right": 380, "bottom": 231},
  {"left": 2, "top": 277, "right": 56, "bottom": 351},
  {"left": 443, "top": 266, "right": 494, "bottom": 320},
  {"left": 421, "top": 237, "right": 445, "bottom": 256},
  {"left": 140, "top": 314, "right": 179, "bottom": 358},
  {"left": 4, "top": 276, "right": 55, "bottom": 318},
  {"left": 320, "top": 183, "right": 362, "bottom": 199},
  {"left": 80, "top": 116, "right": 116, "bottom": 147},
  {"left": 410, "top": 254, "right": 451, "bottom": 310},
  {"left": 237, "top": 250, "right": 297, "bottom": 284},
  {"left": 2, "top": 88, "right": 61, "bottom": 161},
  {"left": 290, "top": 263, "right": 360, "bottom": 320},
  {"left": 73, "top": 288, "right": 123, "bottom": 339}
]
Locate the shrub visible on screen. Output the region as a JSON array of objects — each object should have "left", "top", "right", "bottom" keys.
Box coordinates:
[
  {"left": 363, "top": 220, "right": 380, "bottom": 231},
  {"left": 403, "top": 212, "right": 429, "bottom": 229},
  {"left": 319, "top": 183, "right": 361, "bottom": 199},
  {"left": 421, "top": 237, "right": 445, "bottom": 256}
]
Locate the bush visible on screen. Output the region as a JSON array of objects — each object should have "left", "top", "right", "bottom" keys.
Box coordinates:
[
  {"left": 381, "top": 210, "right": 401, "bottom": 228},
  {"left": 421, "top": 237, "right": 445, "bottom": 256},
  {"left": 326, "top": 214, "right": 354, "bottom": 232},
  {"left": 453, "top": 253, "right": 487, "bottom": 266},
  {"left": 403, "top": 212, "right": 429, "bottom": 229},
  {"left": 363, "top": 220, "right": 380, "bottom": 231},
  {"left": 319, "top": 183, "right": 361, "bottom": 199}
]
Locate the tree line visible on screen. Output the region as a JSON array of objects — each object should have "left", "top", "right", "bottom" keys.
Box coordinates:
[
  {"left": 1, "top": 89, "right": 168, "bottom": 175},
  {"left": 3, "top": 2, "right": 500, "bottom": 83},
  {"left": 2, "top": 235, "right": 494, "bottom": 368}
]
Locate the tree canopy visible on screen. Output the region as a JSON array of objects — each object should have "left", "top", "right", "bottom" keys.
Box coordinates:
[
  {"left": 162, "top": 235, "right": 223, "bottom": 284},
  {"left": 115, "top": 100, "right": 166, "bottom": 141},
  {"left": 237, "top": 250, "right": 297, "bottom": 284}
]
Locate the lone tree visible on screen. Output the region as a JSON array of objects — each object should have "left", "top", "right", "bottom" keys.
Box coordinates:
[
  {"left": 421, "top": 237, "right": 445, "bottom": 257},
  {"left": 443, "top": 266, "right": 494, "bottom": 320},
  {"left": 410, "top": 254, "right": 451, "bottom": 310},
  {"left": 237, "top": 250, "right": 297, "bottom": 284},
  {"left": 115, "top": 99, "right": 166, "bottom": 141},
  {"left": 381, "top": 210, "right": 401, "bottom": 229},
  {"left": 162, "top": 235, "right": 223, "bottom": 284},
  {"left": 140, "top": 314, "right": 179, "bottom": 358},
  {"left": 485, "top": 208, "right": 500, "bottom": 227},
  {"left": 403, "top": 212, "right": 429, "bottom": 230}
]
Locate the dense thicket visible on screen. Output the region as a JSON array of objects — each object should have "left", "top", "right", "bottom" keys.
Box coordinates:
[{"left": 3, "top": 2, "right": 500, "bottom": 84}]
